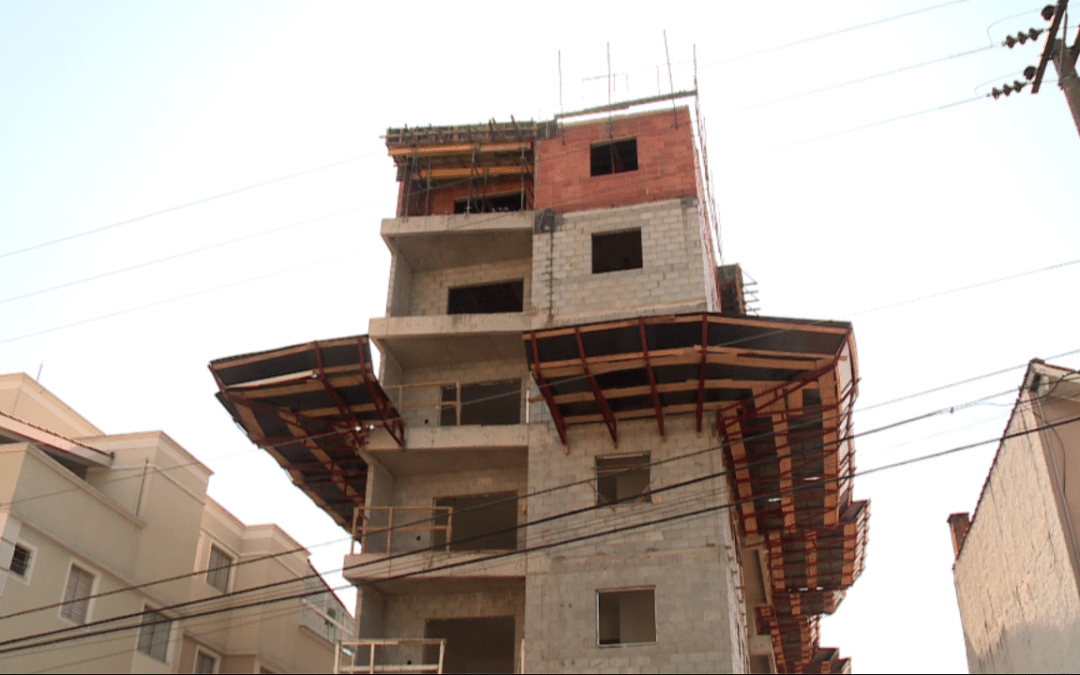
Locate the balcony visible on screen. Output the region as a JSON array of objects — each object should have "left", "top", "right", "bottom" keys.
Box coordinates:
[{"left": 335, "top": 639, "right": 445, "bottom": 674}]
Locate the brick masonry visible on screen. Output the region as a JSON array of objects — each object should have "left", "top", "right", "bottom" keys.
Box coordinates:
[{"left": 536, "top": 108, "right": 698, "bottom": 214}]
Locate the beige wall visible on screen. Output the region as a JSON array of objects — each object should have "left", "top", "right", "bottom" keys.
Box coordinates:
[
  {"left": 0, "top": 373, "right": 102, "bottom": 438},
  {"left": 0, "top": 375, "right": 350, "bottom": 674},
  {"left": 952, "top": 385, "right": 1080, "bottom": 672}
]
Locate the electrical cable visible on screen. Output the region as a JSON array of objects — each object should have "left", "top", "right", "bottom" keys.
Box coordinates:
[
  {"left": 6, "top": 409, "right": 1079, "bottom": 657},
  {"left": 0, "top": 206, "right": 363, "bottom": 306},
  {"left": 0, "top": 251, "right": 358, "bottom": 345},
  {"left": 0, "top": 376, "right": 1064, "bottom": 646},
  {"left": 719, "top": 45, "right": 996, "bottom": 116},
  {"left": 0, "top": 153, "right": 382, "bottom": 261},
  {"left": 705, "top": 1, "right": 971, "bottom": 66}
]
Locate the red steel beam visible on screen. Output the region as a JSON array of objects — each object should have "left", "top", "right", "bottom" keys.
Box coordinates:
[
  {"left": 355, "top": 337, "right": 406, "bottom": 447},
  {"left": 576, "top": 326, "right": 618, "bottom": 444},
  {"left": 530, "top": 331, "right": 568, "bottom": 446},
  {"left": 696, "top": 314, "right": 708, "bottom": 433},
  {"left": 639, "top": 317, "right": 665, "bottom": 437},
  {"left": 314, "top": 340, "right": 370, "bottom": 452}
]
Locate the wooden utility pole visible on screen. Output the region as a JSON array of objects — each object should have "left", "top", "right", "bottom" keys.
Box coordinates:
[{"left": 1031, "top": 1, "right": 1080, "bottom": 138}]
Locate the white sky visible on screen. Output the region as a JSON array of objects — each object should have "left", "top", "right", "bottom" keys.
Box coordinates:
[{"left": 2, "top": 1, "right": 1079, "bottom": 672}]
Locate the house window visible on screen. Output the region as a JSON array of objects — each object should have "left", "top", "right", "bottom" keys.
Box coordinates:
[
  {"left": 194, "top": 650, "right": 218, "bottom": 674},
  {"left": 60, "top": 564, "right": 94, "bottom": 624},
  {"left": 206, "top": 545, "right": 232, "bottom": 593},
  {"left": 592, "top": 230, "right": 643, "bottom": 274},
  {"left": 597, "top": 588, "right": 656, "bottom": 646},
  {"left": 9, "top": 544, "right": 31, "bottom": 578},
  {"left": 596, "top": 454, "right": 651, "bottom": 506},
  {"left": 591, "top": 138, "right": 638, "bottom": 176},
  {"left": 137, "top": 607, "right": 171, "bottom": 662}
]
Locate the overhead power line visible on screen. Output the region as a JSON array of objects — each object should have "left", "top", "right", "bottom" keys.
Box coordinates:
[
  {"left": 707, "top": 0, "right": 971, "bottom": 66},
  {"left": 5, "top": 408, "right": 1079, "bottom": 657},
  {"left": 0, "top": 153, "right": 379, "bottom": 261},
  {"left": 3, "top": 375, "right": 1071, "bottom": 650}
]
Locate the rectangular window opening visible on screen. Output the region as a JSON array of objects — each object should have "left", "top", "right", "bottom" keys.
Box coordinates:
[
  {"left": 597, "top": 589, "right": 656, "bottom": 646},
  {"left": 137, "top": 608, "right": 172, "bottom": 662},
  {"left": 206, "top": 545, "right": 233, "bottom": 593},
  {"left": 454, "top": 192, "right": 525, "bottom": 214},
  {"left": 591, "top": 138, "right": 638, "bottom": 176},
  {"left": 596, "top": 454, "right": 651, "bottom": 506},
  {"left": 592, "top": 230, "right": 643, "bottom": 274},
  {"left": 440, "top": 379, "right": 521, "bottom": 426},
  {"left": 432, "top": 492, "right": 519, "bottom": 551},
  {"left": 10, "top": 544, "right": 31, "bottom": 578},
  {"left": 447, "top": 280, "right": 524, "bottom": 314},
  {"left": 194, "top": 650, "right": 218, "bottom": 674},
  {"left": 60, "top": 564, "right": 94, "bottom": 624}
]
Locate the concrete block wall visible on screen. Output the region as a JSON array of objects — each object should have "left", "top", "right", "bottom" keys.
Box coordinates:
[
  {"left": 531, "top": 198, "right": 710, "bottom": 327},
  {"left": 535, "top": 108, "right": 697, "bottom": 213},
  {"left": 364, "top": 586, "right": 526, "bottom": 668},
  {"left": 408, "top": 258, "right": 532, "bottom": 317},
  {"left": 952, "top": 393, "right": 1080, "bottom": 672},
  {"left": 386, "top": 464, "right": 528, "bottom": 554},
  {"left": 523, "top": 415, "right": 746, "bottom": 673}
]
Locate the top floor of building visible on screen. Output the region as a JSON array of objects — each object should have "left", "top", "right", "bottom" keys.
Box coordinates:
[{"left": 389, "top": 106, "right": 700, "bottom": 218}]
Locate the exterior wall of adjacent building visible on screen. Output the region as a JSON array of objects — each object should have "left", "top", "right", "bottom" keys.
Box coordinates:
[
  {"left": 951, "top": 374, "right": 1080, "bottom": 672},
  {"left": 0, "top": 374, "right": 352, "bottom": 674}
]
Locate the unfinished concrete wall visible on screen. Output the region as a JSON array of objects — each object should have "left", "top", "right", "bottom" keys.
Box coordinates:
[
  {"left": 535, "top": 108, "right": 697, "bottom": 213},
  {"left": 532, "top": 198, "right": 710, "bottom": 327},
  {"left": 408, "top": 259, "right": 531, "bottom": 317},
  {"left": 523, "top": 416, "right": 746, "bottom": 673},
  {"left": 952, "top": 392, "right": 1080, "bottom": 672}
]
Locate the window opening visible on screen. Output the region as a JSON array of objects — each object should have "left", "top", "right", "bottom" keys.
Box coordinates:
[
  {"left": 454, "top": 192, "right": 525, "bottom": 214},
  {"left": 447, "top": 280, "right": 524, "bottom": 314},
  {"left": 591, "top": 138, "right": 638, "bottom": 176},
  {"left": 137, "top": 608, "right": 172, "bottom": 662},
  {"left": 206, "top": 545, "right": 232, "bottom": 593},
  {"left": 9, "top": 544, "right": 31, "bottom": 577},
  {"left": 592, "top": 230, "right": 643, "bottom": 274},
  {"left": 596, "top": 454, "right": 651, "bottom": 506},
  {"left": 425, "top": 617, "right": 515, "bottom": 674},
  {"left": 60, "top": 564, "right": 94, "bottom": 624},
  {"left": 432, "top": 492, "right": 518, "bottom": 551},
  {"left": 194, "top": 650, "right": 217, "bottom": 674},
  {"left": 597, "top": 589, "right": 656, "bottom": 645},
  {"left": 440, "top": 379, "right": 521, "bottom": 426}
]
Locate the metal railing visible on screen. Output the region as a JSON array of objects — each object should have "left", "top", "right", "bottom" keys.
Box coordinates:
[
  {"left": 351, "top": 505, "right": 453, "bottom": 555},
  {"left": 335, "top": 639, "right": 446, "bottom": 674},
  {"left": 382, "top": 381, "right": 464, "bottom": 426}
]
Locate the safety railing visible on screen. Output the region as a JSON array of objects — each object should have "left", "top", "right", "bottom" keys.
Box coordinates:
[
  {"left": 351, "top": 505, "right": 453, "bottom": 555},
  {"left": 382, "top": 381, "right": 464, "bottom": 426},
  {"left": 334, "top": 639, "right": 446, "bottom": 674}
]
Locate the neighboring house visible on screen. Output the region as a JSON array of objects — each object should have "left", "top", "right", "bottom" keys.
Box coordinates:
[
  {"left": 211, "top": 99, "right": 868, "bottom": 674},
  {"left": 947, "top": 360, "right": 1080, "bottom": 673},
  {"left": 0, "top": 372, "right": 353, "bottom": 673}
]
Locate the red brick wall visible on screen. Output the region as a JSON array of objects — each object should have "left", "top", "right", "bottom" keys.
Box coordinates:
[
  {"left": 396, "top": 175, "right": 531, "bottom": 216},
  {"left": 535, "top": 107, "right": 698, "bottom": 213}
]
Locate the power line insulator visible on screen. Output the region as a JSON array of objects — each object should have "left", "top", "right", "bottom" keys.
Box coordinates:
[
  {"left": 1024, "top": 65, "right": 1038, "bottom": 80},
  {"left": 1042, "top": 4, "right": 1056, "bottom": 21},
  {"left": 992, "top": 87, "right": 1004, "bottom": 99},
  {"left": 1004, "top": 28, "right": 1045, "bottom": 47}
]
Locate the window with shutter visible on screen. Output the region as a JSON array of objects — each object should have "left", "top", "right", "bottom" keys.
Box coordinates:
[
  {"left": 206, "top": 545, "right": 232, "bottom": 593},
  {"left": 137, "top": 608, "right": 171, "bottom": 662},
  {"left": 59, "top": 564, "right": 94, "bottom": 624},
  {"left": 9, "top": 545, "right": 31, "bottom": 578}
]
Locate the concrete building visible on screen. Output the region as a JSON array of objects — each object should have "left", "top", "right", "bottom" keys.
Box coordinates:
[
  {"left": 947, "top": 360, "right": 1080, "bottom": 673},
  {"left": 211, "top": 97, "right": 869, "bottom": 673},
  {"left": 0, "top": 372, "right": 353, "bottom": 673}
]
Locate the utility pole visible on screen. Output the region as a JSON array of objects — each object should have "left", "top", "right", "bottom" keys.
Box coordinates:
[{"left": 1031, "top": 1, "right": 1080, "bottom": 138}]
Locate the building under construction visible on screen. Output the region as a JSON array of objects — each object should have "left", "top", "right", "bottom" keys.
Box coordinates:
[{"left": 210, "top": 93, "right": 868, "bottom": 673}]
